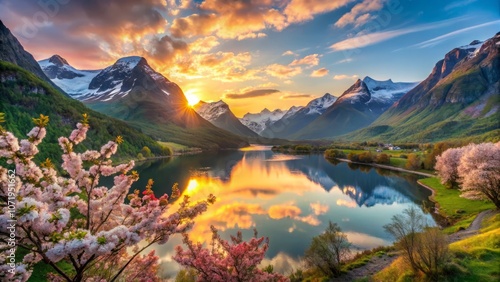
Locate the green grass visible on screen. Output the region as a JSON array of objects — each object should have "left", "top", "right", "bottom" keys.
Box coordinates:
[
  {"left": 419, "top": 178, "right": 495, "bottom": 233},
  {"left": 447, "top": 212, "right": 500, "bottom": 282},
  {"left": 158, "top": 141, "right": 189, "bottom": 152}
]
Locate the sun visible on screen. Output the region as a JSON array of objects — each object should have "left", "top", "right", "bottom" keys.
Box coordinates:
[{"left": 185, "top": 89, "right": 201, "bottom": 106}]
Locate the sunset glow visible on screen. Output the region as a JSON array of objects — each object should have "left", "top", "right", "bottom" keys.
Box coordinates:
[{"left": 185, "top": 92, "right": 201, "bottom": 107}]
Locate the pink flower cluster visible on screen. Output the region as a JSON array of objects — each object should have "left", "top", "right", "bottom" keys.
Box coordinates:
[
  {"left": 0, "top": 120, "right": 214, "bottom": 281},
  {"left": 174, "top": 227, "right": 289, "bottom": 282}
]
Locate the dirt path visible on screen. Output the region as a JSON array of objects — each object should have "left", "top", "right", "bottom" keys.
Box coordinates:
[
  {"left": 335, "top": 252, "right": 399, "bottom": 281},
  {"left": 335, "top": 210, "right": 495, "bottom": 281},
  {"left": 447, "top": 209, "right": 496, "bottom": 243}
]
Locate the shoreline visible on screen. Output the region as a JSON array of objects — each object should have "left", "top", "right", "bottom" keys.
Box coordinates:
[{"left": 334, "top": 158, "right": 435, "bottom": 177}]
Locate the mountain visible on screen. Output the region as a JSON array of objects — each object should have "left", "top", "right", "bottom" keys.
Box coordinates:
[
  {"left": 0, "top": 20, "right": 64, "bottom": 92},
  {"left": 193, "top": 100, "right": 259, "bottom": 138},
  {"left": 0, "top": 21, "right": 167, "bottom": 162},
  {"left": 292, "top": 77, "right": 417, "bottom": 140},
  {"left": 239, "top": 108, "right": 286, "bottom": 134},
  {"left": 347, "top": 33, "right": 500, "bottom": 142},
  {"left": 38, "top": 55, "right": 100, "bottom": 98},
  {"left": 260, "top": 93, "right": 337, "bottom": 139},
  {"left": 39, "top": 55, "right": 248, "bottom": 149}
]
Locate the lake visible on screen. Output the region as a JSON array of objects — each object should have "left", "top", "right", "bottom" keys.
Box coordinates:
[{"left": 122, "top": 146, "right": 435, "bottom": 278}]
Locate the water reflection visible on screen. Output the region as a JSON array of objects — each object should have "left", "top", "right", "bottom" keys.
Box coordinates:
[{"left": 122, "top": 146, "right": 434, "bottom": 278}]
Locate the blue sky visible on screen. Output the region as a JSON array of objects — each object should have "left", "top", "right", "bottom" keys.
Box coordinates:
[{"left": 0, "top": 0, "right": 498, "bottom": 115}]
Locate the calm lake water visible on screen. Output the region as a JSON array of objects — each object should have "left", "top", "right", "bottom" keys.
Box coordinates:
[{"left": 122, "top": 146, "right": 435, "bottom": 277}]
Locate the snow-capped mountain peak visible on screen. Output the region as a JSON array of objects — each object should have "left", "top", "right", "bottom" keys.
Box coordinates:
[
  {"left": 48, "top": 54, "right": 69, "bottom": 66},
  {"left": 194, "top": 100, "right": 230, "bottom": 121},
  {"left": 362, "top": 76, "right": 418, "bottom": 103},
  {"left": 303, "top": 93, "right": 337, "bottom": 115},
  {"left": 240, "top": 108, "right": 286, "bottom": 134},
  {"left": 38, "top": 55, "right": 101, "bottom": 97}
]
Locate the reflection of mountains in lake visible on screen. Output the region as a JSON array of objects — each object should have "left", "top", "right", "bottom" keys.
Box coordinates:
[
  {"left": 129, "top": 150, "right": 431, "bottom": 208},
  {"left": 279, "top": 154, "right": 430, "bottom": 207}
]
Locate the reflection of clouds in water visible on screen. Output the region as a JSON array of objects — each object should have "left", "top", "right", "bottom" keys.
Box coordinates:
[
  {"left": 269, "top": 204, "right": 302, "bottom": 219},
  {"left": 336, "top": 198, "right": 358, "bottom": 208},
  {"left": 344, "top": 231, "right": 390, "bottom": 250},
  {"left": 310, "top": 202, "right": 329, "bottom": 215},
  {"left": 265, "top": 154, "right": 303, "bottom": 162},
  {"left": 261, "top": 252, "right": 304, "bottom": 275}
]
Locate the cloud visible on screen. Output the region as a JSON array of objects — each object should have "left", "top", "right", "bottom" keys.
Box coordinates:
[
  {"left": 311, "top": 68, "right": 329, "bottom": 77},
  {"left": 280, "top": 93, "right": 312, "bottom": 99},
  {"left": 333, "top": 74, "right": 359, "bottom": 80},
  {"left": 171, "top": 51, "right": 260, "bottom": 82},
  {"left": 189, "top": 36, "right": 220, "bottom": 53},
  {"left": 334, "top": 0, "right": 385, "bottom": 28},
  {"left": 213, "top": 203, "right": 266, "bottom": 229},
  {"left": 284, "top": 0, "right": 354, "bottom": 24},
  {"left": 148, "top": 35, "right": 188, "bottom": 62},
  {"left": 225, "top": 89, "right": 280, "bottom": 99},
  {"left": 282, "top": 50, "right": 296, "bottom": 56},
  {"left": 444, "top": 0, "right": 479, "bottom": 11},
  {"left": 265, "top": 64, "right": 302, "bottom": 78},
  {"left": 268, "top": 204, "right": 302, "bottom": 219},
  {"left": 336, "top": 198, "right": 357, "bottom": 208},
  {"left": 170, "top": 13, "right": 219, "bottom": 38},
  {"left": 411, "top": 20, "right": 500, "bottom": 49},
  {"left": 329, "top": 17, "right": 466, "bottom": 51},
  {"left": 289, "top": 54, "right": 320, "bottom": 67},
  {"left": 310, "top": 202, "right": 329, "bottom": 215}
]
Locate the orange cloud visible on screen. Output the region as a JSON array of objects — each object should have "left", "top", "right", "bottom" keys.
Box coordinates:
[
  {"left": 289, "top": 54, "right": 320, "bottom": 67},
  {"left": 334, "top": 0, "right": 385, "bottom": 28},
  {"left": 333, "top": 74, "right": 359, "bottom": 80},
  {"left": 336, "top": 198, "right": 358, "bottom": 208},
  {"left": 265, "top": 64, "right": 302, "bottom": 78},
  {"left": 284, "top": 0, "right": 354, "bottom": 23},
  {"left": 268, "top": 204, "right": 302, "bottom": 219},
  {"left": 170, "top": 13, "right": 219, "bottom": 38},
  {"left": 311, "top": 68, "right": 329, "bottom": 77},
  {"left": 310, "top": 202, "right": 329, "bottom": 215}
]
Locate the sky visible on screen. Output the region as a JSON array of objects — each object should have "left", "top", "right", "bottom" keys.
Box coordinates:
[{"left": 0, "top": 0, "right": 498, "bottom": 116}]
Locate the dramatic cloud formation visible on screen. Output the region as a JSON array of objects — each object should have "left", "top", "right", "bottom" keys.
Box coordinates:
[
  {"left": 334, "top": 0, "right": 386, "bottom": 28},
  {"left": 225, "top": 89, "right": 280, "bottom": 99},
  {"left": 310, "top": 68, "right": 329, "bottom": 77},
  {"left": 336, "top": 198, "right": 358, "bottom": 208},
  {"left": 333, "top": 74, "right": 359, "bottom": 80}
]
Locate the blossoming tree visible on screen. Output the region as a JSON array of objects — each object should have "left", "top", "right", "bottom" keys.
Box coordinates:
[
  {"left": 435, "top": 142, "right": 500, "bottom": 209},
  {"left": 174, "top": 226, "right": 289, "bottom": 282},
  {"left": 0, "top": 113, "right": 215, "bottom": 281}
]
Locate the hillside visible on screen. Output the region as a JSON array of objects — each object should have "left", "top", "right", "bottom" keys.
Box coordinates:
[
  {"left": 345, "top": 33, "right": 500, "bottom": 143},
  {"left": 193, "top": 100, "right": 259, "bottom": 138},
  {"left": 0, "top": 61, "right": 165, "bottom": 163}
]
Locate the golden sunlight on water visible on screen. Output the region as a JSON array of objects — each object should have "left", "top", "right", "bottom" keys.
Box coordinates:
[{"left": 149, "top": 148, "right": 434, "bottom": 276}]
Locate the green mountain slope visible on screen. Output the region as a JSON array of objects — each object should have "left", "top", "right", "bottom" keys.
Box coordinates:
[
  {"left": 343, "top": 33, "right": 500, "bottom": 143},
  {"left": 0, "top": 61, "right": 166, "bottom": 163}
]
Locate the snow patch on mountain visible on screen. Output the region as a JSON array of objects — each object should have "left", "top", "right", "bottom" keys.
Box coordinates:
[
  {"left": 38, "top": 58, "right": 100, "bottom": 98},
  {"left": 240, "top": 108, "right": 286, "bottom": 134},
  {"left": 363, "top": 77, "right": 418, "bottom": 104},
  {"left": 194, "top": 100, "right": 229, "bottom": 121},
  {"left": 302, "top": 93, "right": 337, "bottom": 115}
]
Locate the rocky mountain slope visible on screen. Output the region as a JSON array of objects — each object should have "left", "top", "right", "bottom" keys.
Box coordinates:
[
  {"left": 39, "top": 55, "right": 248, "bottom": 149},
  {"left": 261, "top": 93, "right": 337, "bottom": 139},
  {"left": 347, "top": 33, "right": 500, "bottom": 142},
  {"left": 240, "top": 108, "right": 287, "bottom": 134},
  {"left": 193, "top": 100, "right": 258, "bottom": 138},
  {"left": 293, "top": 78, "right": 417, "bottom": 139}
]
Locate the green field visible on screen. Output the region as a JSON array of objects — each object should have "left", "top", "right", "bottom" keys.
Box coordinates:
[{"left": 419, "top": 177, "right": 495, "bottom": 233}]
